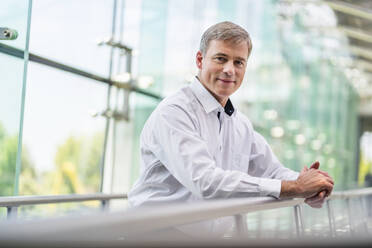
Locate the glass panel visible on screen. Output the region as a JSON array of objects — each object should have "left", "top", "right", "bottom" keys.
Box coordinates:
[
  {"left": 29, "top": 0, "right": 113, "bottom": 77},
  {"left": 120, "top": 0, "right": 360, "bottom": 189},
  {"left": 0, "top": 0, "right": 30, "bottom": 49},
  {"left": 19, "top": 61, "right": 107, "bottom": 195},
  {"left": 0, "top": 208, "right": 6, "bottom": 220},
  {"left": 359, "top": 132, "right": 372, "bottom": 186},
  {"left": 128, "top": 0, "right": 168, "bottom": 185},
  {"left": 18, "top": 201, "right": 101, "bottom": 220},
  {"left": 246, "top": 208, "right": 296, "bottom": 239},
  {"left": 0, "top": 0, "right": 31, "bottom": 196}
]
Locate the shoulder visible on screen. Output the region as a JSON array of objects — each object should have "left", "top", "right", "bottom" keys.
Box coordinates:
[
  {"left": 235, "top": 110, "right": 254, "bottom": 131},
  {"left": 155, "top": 84, "right": 198, "bottom": 116},
  {"left": 145, "top": 85, "right": 199, "bottom": 129}
]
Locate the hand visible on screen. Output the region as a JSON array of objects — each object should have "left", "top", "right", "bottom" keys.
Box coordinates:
[
  {"left": 280, "top": 161, "right": 334, "bottom": 200},
  {"left": 305, "top": 190, "right": 326, "bottom": 208},
  {"left": 308, "top": 161, "right": 333, "bottom": 197},
  {"left": 295, "top": 164, "right": 334, "bottom": 199},
  {"left": 303, "top": 161, "right": 333, "bottom": 208}
]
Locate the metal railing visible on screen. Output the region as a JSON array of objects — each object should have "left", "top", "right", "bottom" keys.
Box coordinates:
[
  {"left": 0, "top": 43, "right": 163, "bottom": 100},
  {"left": 0, "top": 193, "right": 127, "bottom": 220},
  {"left": 0, "top": 188, "right": 371, "bottom": 244}
]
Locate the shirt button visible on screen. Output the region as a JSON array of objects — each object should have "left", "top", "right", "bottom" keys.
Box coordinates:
[{"left": 219, "top": 145, "right": 222, "bottom": 150}]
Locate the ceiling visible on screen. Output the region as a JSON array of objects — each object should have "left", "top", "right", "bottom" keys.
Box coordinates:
[
  {"left": 324, "top": 0, "right": 372, "bottom": 116},
  {"left": 281, "top": 0, "right": 372, "bottom": 116}
]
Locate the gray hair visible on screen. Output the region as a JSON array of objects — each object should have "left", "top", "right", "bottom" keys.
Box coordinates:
[{"left": 199, "top": 21, "right": 252, "bottom": 57}]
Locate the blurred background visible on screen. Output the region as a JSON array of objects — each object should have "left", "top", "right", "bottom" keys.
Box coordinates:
[{"left": 1, "top": 0, "right": 372, "bottom": 221}]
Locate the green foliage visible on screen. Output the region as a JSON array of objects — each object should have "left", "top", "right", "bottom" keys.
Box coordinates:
[
  {"left": 0, "top": 125, "right": 17, "bottom": 196},
  {"left": 49, "top": 132, "right": 103, "bottom": 194},
  {"left": 0, "top": 123, "right": 37, "bottom": 196},
  {"left": 1, "top": 119, "right": 103, "bottom": 197}
]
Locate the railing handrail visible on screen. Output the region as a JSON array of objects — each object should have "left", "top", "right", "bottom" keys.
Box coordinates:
[
  {"left": 0, "top": 193, "right": 127, "bottom": 207},
  {"left": 0, "top": 187, "right": 371, "bottom": 241},
  {"left": 0, "top": 197, "right": 303, "bottom": 240},
  {"left": 1, "top": 187, "right": 371, "bottom": 208},
  {"left": 329, "top": 187, "right": 372, "bottom": 199}
]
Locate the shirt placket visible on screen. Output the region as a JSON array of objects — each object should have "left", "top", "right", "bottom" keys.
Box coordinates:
[{"left": 217, "top": 110, "right": 224, "bottom": 153}]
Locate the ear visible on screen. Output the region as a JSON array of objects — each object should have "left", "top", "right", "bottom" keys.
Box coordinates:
[{"left": 196, "top": 51, "right": 203, "bottom": 70}]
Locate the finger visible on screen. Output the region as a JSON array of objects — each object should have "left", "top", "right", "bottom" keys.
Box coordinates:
[
  {"left": 318, "top": 170, "right": 332, "bottom": 179},
  {"left": 318, "top": 171, "right": 334, "bottom": 185},
  {"left": 324, "top": 175, "right": 334, "bottom": 185},
  {"left": 326, "top": 188, "right": 333, "bottom": 197},
  {"left": 305, "top": 198, "right": 324, "bottom": 206},
  {"left": 322, "top": 182, "right": 334, "bottom": 194},
  {"left": 305, "top": 192, "right": 326, "bottom": 203},
  {"left": 318, "top": 191, "right": 326, "bottom": 198},
  {"left": 300, "top": 166, "right": 308, "bottom": 174},
  {"left": 310, "top": 161, "right": 320, "bottom": 170},
  {"left": 305, "top": 195, "right": 326, "bottom": 204},
  {"left": 309, "top": 202, "right": 323, "bottom": 208},
  {"left": 306, "top": 192, "right": 322, "bottom": 201},
  {"left": 305, "top": 199, "right": 323, "bottom": 208}
]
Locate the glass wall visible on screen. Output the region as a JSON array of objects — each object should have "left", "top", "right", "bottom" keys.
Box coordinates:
[
  {"left": 123, "top": 0, "right": 360, "bottom": 189},
  {"left": 0, "top": 0, "right": 31, "bottom": 219},
  {"left": 359, "top": 132, "right": 372, "bottom": 186},
  {"left": 20, "top": 62, "right": 107, "bottom": 195},
  {"left": 0, "top": 0, "right": 31, "bottom": 198},
  {"left": 0, "top": 0, "right": 365, "bottom": 218}
]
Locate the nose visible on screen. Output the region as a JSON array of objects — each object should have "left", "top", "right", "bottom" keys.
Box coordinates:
[{"left": 222, "top": 61, "right": 234, "bottom": 76}]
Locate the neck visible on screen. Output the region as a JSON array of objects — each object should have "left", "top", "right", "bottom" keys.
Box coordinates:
[{"left": 196, "top": 75, "right": 228, "bottom": 107}]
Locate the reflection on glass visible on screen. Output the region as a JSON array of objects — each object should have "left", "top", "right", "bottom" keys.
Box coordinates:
[{"left": 20, "top": 61, "right": 107, "bottom": 196}]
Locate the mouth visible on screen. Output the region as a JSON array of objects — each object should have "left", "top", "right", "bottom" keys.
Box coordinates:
[{"left": 217, "top": 78, "right": 235, "bottom": 84}]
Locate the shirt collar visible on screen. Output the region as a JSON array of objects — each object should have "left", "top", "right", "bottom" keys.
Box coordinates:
[{"left": 190, "top": 76, "right": 235, "bottom": 116}]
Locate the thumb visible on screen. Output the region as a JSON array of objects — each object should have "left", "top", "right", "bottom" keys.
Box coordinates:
[{"left": 310, "top": 161, "right": 320, "bottom": 170}]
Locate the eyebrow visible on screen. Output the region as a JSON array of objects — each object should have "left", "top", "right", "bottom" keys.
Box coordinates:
[{"left": 213, "top": 53, "right": 247, "bottom": 62}]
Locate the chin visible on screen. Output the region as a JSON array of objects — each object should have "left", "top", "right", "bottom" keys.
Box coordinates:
[{"left": 216, "top": 91, "right": 232, "bottom": 99}]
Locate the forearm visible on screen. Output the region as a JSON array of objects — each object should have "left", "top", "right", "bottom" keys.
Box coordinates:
[
  {"left": 279, "top": 180, "right": 300, "bottom": 198},
  {"left": 280, "top": 168, "right": 334, "bottom": 199}
]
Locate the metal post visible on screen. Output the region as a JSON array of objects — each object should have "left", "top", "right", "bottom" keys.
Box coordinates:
[
  {"left": 257, "top": 211, "right": 262, "bottom": 238},
  {"left": 294, "top": 205, "right": 304, "bottom": 237},
  {"left": 234, "top": 214, "right": 248, "bottom": 238},
  {"left": 346, "top": 198, "right": 354, "bottom": 235},
  {"left": 101, "top": 200, "right": 110, "bottom": 212},
  {"left": 7, "top": 206, "right": 18, "bottom": 220},
  {"left": 326, "top": 199, "right": 336, "bottom": 237},
  {"left": 359, "top": 196, "right": 369, "bottom": 234}
]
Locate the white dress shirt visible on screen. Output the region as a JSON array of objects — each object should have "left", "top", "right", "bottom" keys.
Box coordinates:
[{"left": 128, "top": 77, "right": 298, "bottom": 208}]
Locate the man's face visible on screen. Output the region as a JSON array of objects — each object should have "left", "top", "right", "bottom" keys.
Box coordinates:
[{"left": 196, "top": 39, "right": 249, "bottom": 106}]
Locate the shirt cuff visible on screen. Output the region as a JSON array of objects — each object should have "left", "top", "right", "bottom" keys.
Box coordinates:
[{"left": 258, "top": 178, "right": 282, "bottom": 198}]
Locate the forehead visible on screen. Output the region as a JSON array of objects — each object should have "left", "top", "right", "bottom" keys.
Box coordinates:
[{"left": 205, "top": 39, "right": 249, "bottom": 59}]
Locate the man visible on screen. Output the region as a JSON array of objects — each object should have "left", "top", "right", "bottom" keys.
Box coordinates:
[{"left": 128, "top": 21, "right": 333, "bottom": 223}]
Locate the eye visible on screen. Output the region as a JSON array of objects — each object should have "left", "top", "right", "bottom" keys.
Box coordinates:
[
  {"left": 235, "top": 60, "right": 245, "bottom": 67},
  {"left": 215, "top": 56, "right": 227, "bottom": 63}
]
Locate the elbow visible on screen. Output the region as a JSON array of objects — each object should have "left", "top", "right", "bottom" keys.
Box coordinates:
[
  {"left": 199, "top": 187, "right": 216, "bottom": 199},
  {"left": 191, "top": 167, "right": 226, "bottom": 199},
  {"left": 194, "top": 177, "right": 219, "bottom": 199}
]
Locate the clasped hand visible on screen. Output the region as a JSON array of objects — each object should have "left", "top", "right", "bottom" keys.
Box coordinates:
[{"left": 298, "top": 161, "right": 334, "bottom": 208}]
